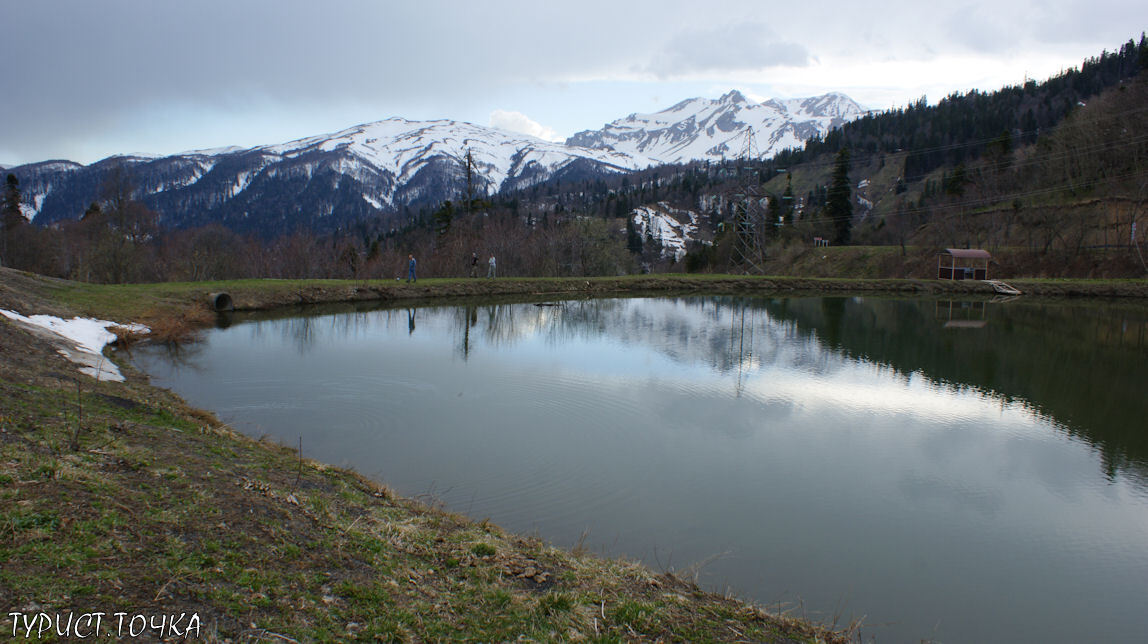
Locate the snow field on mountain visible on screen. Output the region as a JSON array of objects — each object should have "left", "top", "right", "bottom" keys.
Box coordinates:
[{"left": 631, "top": 202, "right": 708, "bottom": 261}]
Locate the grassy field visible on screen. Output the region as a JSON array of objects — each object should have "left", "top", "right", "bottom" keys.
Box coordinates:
[{"left": 1, "top": 268, "right": 858, "bottom": 643}]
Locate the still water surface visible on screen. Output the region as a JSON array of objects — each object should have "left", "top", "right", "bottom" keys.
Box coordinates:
[{"left": 132, "top": 296, "right": 1148, "bottom": 642}]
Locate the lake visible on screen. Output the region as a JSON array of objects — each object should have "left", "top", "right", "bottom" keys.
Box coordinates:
[{"left": 130, "top": 295, "right": 1148, "bottom": 642}]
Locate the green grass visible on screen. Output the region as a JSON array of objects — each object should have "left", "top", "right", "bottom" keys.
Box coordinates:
[{"left": 471, "top": 542, "right": 497, "bottom": 557}]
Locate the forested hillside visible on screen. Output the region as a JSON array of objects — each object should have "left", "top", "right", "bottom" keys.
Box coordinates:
[
  {"left": 749, "top": 35, "right": 1148, "bottom": 275},
  {"left": 790, "top": 37, "right": 1147, "bottom": 175}
]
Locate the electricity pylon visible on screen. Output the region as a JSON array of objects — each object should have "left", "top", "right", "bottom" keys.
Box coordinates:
[{"left": 730, "top": 127, "right": 765, "bottom": 274}]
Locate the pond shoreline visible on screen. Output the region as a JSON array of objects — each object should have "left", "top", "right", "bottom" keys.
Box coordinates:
[
  {"left": 208, "top": 276, "right": 1148, "bottom": 314},
  {"left": 0, "top": 266, "right": 857, "bottom": 643},
  {"left": 13, "top": 272, "right": 1143, "bottom": 336}
]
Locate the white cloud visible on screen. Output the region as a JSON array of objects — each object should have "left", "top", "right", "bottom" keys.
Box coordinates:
[{"left": 488, "top": 110, "right": 563, "bottom": 142}]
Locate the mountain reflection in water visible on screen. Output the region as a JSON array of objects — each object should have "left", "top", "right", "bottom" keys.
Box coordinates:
[{"left": 135, "top": 295, "right": 1148, "bottom": 644}]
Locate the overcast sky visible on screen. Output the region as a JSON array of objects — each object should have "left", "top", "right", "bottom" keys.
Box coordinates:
[{"left": 2, "top": 0, "right": 1144, "bottom": 166}]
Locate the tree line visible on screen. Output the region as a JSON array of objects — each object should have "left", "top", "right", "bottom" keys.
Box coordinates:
[{"left": 0, "top": 166, "right": 642, "bottom": 283}]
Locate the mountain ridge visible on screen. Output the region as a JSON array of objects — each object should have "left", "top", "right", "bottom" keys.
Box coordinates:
[
  {"left": 7, "top": 91, "right": 866, "bottom": 236},
  {"left": 566, "top": 90, "right": 866, "bottom": 164}
]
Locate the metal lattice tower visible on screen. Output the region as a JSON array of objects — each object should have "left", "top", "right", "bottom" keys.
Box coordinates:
[{"left": 731, "top": 127, "right": 765, "bottom": 273}]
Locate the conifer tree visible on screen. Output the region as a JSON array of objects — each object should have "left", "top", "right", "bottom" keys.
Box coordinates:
[
  {"left": 1, "top": 174, "right": 24, "bottom": 267},
  {"left": 826, "top": 148, "right": 853, "bottom": 245},
  {"left": 433, "top": 200, "right": 454, "bottom": 239},
  {"left": 780, "top": 173, "right": 795, "bottom": 225}
]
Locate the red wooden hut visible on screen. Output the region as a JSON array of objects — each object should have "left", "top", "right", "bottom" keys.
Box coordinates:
[{"left": 937, "top": 248, "right": 990, "bottom": 280}]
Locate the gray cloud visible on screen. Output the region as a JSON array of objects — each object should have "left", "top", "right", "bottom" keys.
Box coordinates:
[
  {"left": 2, "top": 0, "right": 1146, "bottom": 165},
  {"left": 1, "top": 0, "right": 665, "bottom": 162},
  {"left": 645, "top": 22, "right": 811, "bottom": 78}
]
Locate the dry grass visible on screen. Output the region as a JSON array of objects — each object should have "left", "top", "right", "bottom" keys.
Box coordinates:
[{"left": 135, "top": 306, "right": 216, "bottom": 344}]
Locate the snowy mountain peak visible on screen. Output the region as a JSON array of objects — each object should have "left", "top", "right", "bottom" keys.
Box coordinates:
[
  {"left": 566, "top": 90, "right": 866, "bottom": 165},
  {"left": 719, "top": 89, "right": 749, "bottom": 104},
  {"left": 799, "top": 93, "right": 865, "bottom": 120}
]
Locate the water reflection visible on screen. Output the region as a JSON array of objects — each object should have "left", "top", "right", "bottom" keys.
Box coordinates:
[
  {"left": 935, "top": 299, "right": 987, "bottom": 328},
  {"left": 133, "top": 295, "right": 1148, "bottom": 643},
  {"left": 759, "top": 296, "right": 1148, "bottom": 485},
  {"left": 220, "top": 295, "right": 1148, "bottom": 486}
]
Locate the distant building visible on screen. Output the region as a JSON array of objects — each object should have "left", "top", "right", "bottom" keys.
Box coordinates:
[{"left": 938, "top": 248, "right": 990, "bottom": 280}]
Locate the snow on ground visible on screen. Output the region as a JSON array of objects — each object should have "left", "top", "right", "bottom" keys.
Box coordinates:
[
  {"left": 0, "top": 310, "right": 147, "bottom": 382},
  {"left": 631, "top": 203, "right": 706, "bottom": 261},
  {"left": 362, "top": 193, "right": 385, "bottom": 210}
]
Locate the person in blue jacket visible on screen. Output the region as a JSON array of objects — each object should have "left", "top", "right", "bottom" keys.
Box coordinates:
[{"left": 407, "top": 254, "right": 417, "bottom": 282}]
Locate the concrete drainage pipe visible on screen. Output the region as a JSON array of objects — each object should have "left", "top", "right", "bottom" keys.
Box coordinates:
[{"left": 209, "top": 292, "right": 234, "bottom": 312}]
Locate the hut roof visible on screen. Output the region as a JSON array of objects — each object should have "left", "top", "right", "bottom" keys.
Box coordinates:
[{"left": 942, "top": 248, "right": 992, "bottom": 259}]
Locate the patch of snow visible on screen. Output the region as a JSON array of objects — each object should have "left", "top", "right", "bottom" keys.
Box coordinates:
[
  {"left": 34, "top": 161, "right": 82, "bottom": 173},
  {"left": 632, "top": 203, "right": 705, "bottom": 261},
  {"left": 106, "top": 153, "right": 164, "bottom": 162},
  {"left": 177, "top": 145, "right": 244, "bottom": 157},
  {"left": 0, "top": 309, "right": 148, "bottom": 382},
  {"left": 229, "top": 170, "right": 255, "bottom": 198},
  {"left": 362, "top": 193, "right": 385, "bottom": 210}
]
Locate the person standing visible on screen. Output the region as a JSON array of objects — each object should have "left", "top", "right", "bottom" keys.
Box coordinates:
[
  {"left": 470, "top": 252, "right": 479, "bottom": 278},
  {"left": 487, "top": 254, "right": 497, "bottom": 278},
  {"left": 407, "top": 254, "right": 417, "bottom": 283}
]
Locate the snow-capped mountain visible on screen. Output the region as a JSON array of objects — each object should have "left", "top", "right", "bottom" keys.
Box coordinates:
[
  {"left": 16, "top": 119, "right": 636, "bottom": 234},
  {"left": 567, "top": 90, "right": 866, "bottom": 165},
  {"left": 10, "top": 90, "right": 865, "bottom": 236}
]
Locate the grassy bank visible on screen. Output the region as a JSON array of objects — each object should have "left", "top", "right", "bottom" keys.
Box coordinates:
[
  {"left": 10, "top": 269, "right": 1147, "bottom": 336},
  {"left": 1, "top": 268, "right": 856, "bottom": 643}
]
